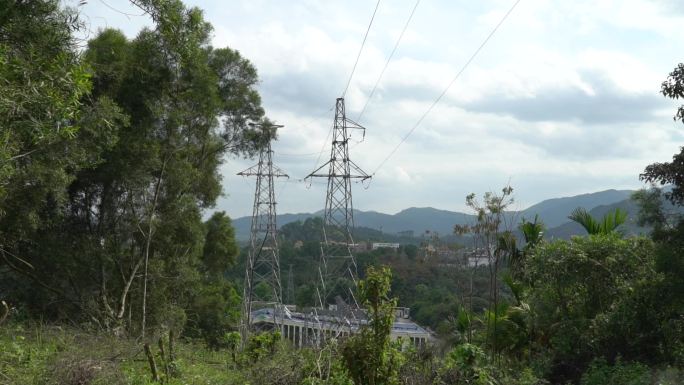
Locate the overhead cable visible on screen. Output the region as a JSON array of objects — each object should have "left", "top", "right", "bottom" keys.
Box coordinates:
[
  {"left": 341, "top": 0, "right": 382, "bottom": 98},
  {"left": 371, "top": 0, "right": 522, "bottom": 176},
  {"left": 357, "top": 0, "right": 421, "bottom": 123}
]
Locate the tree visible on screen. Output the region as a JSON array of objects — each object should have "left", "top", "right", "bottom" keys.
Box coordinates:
[
  {"left": 0, "top": 0, "right": 91, "bottom": 204},
  {"left": 519, "top": 215, "right": 544, "bottom": 249},
  {"left": 523, "top": 234, "right": 657, "bottom": 383},
  {"left": 402, "top": 244, "right": 418, "bottom": 260},
  {"left": 1, "top": 0, "right": 268, "bottom": 339},
  {"left": 629, "top": 61, "right": 684, "bottom": 369},
  {"left": 661, "top": 63, "right": 684, "bottom": 128},
  {"left": 631, "top": 188, "right": 670, "bottom": 233},
  {"left": 342, "top": 266, "right": 403, "bottom": 385},
  {"left": 641, "top": 62, "right": 684, "bottom": 204},
  {"left": 511, "top": 214, "right": 545, "bottom": 275},
  {"left": 568, "top": 207, "right": 627, "bottom": 235},
  {"left": 202, "top": 212, "right": 239, "bottom": 279},
  {"left": 454, "top": 186, "right": 516, "bottom": 356},
  {"left": 0, "top": 0, "right": 125, "bottom": 318},
  {"left": 79, "top": 11, "right": 265, "bottom": 336}
]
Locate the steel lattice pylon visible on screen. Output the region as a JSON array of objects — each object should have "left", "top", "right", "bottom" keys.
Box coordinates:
[
  {"left": 306, "top": 98, "right": 371, "bottom": 309},
  {"left": 239, "top": 134, "right": 288, "bottom": 341}
]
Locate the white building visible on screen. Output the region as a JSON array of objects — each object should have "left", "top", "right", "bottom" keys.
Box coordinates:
[
  {"left": 251, "top": 307, "right": 431, "bottom": 348},
  {"left": 371, "top": 242, "right": 400, "bottom": 250}
]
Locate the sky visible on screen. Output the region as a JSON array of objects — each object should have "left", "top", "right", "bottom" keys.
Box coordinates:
[{"left": 73, "top": 0, "right": 684, "bottom": 218}]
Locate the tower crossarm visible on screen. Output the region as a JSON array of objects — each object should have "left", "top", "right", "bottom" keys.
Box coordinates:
[{"left": 239, "top": 163, "right": 289, "bottom": 178}]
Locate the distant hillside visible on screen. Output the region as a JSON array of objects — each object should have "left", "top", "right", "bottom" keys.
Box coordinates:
[
  {"left": 544, "top": 198, "right": 644, "bottom": 239},
  {"left": 519, "top": 189, "right": 634, "bottom": 228},
  {"left": 232, "top": 212, "right": 316, "bottom": 240},
  {"left": 545, "top": 190, "right": 684, "bottom": 239},
  {"left": 230, "top": 189, "right": 639, "bottom": 241}
]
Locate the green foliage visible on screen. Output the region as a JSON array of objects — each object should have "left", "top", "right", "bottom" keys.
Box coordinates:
[
  {"left": 519, "top": 215, "right": 545, "bottom": 251},
  {"left": 223, "top": 331, "right": 241, "bottom": 363},
  {"left": 455, "top": 186, "right": 517, "bottom": 358},
  {"left": 661, "top": 63, "right": 684, "bottom": 125},
  {"left": 641, "top": 148, "right": 684, "bottom": 206},
  {"left": 202, "top": 211, "right": 239, "bottom": 278},
  {"left": 0, "top": 0, "right": 92, "bottom": 202},
  {"left": 568, "top": 207, "right": 628, "bottom": 235},
  {"left": 641, "top": 63, "right": 684, "bottom": 205},
  {"left": 245, "top": 331, "right": 281, "bottom": 363},
  {"left": 632, "top": 188, "right": 670, "bottom": 231},
  {"left": 580, "top": 358, "right": 650, "bottom": 385},
  {"left": 185, "top": 280, "right": 241, "bottom": 349},
  {"left": 484, "top": 302, "right": 530, "bottom": 356},
  {"left": 342, "top": 266, "right": 403, "bottom": 385},
  {"left": 1, "top": 0, "right": 266, "bottom": 339},
  {"left": 523, "top": 234, "right": 661, "bottom": 381},
  {"left": 280, "top": 217, "right": 325, "bottom": 242},
  {"left": 445, "top": 343, "right": 487, "bottom": 369},
  {"left": 403, "top": 244, "right": 419, "bottom": 259}
]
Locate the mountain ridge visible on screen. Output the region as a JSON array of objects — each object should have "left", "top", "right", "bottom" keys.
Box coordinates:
[{"left": 230, "top": 189, "right": 638, "bottom": 241}]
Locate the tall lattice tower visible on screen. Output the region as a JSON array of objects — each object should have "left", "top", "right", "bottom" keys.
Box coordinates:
[
  {"left": 306, "top": 98, "right": 371, "bottom": 309},
  {"left": 239, "top": 126, "right": 288, "bottom": 340}
]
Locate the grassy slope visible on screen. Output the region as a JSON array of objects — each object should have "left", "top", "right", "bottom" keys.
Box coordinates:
[{"left": 0, "top": 322, "right": 242, "bottom": 385}]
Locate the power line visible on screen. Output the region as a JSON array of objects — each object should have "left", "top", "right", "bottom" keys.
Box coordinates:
[
  {"left": 341, "top": 0, "right": 382, "bottom": 98},
  {"left": 308, "top": 109, "right": 335, "bottom": 179},
  {"left": 277, "top": 151, "right": 321, "bottom": 157},
  {"left": 309, "top": 0, "right": 382, "bottom": 181},
  {"left": 357, "top": 0, "right": 421, "bottom": 123},
  {"left": 97, "top": 0, "right": 147, "bottom": 18},
  {"left": 371, "top": 0, "right": 522, "bottom": 176},
  {"left": 274, "top": 108, "right": 334, "bottom": 158}
]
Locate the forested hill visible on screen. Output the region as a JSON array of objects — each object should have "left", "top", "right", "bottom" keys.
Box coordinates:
[{"left": 231, "top": 189, "right": 634, "bottom": 240}]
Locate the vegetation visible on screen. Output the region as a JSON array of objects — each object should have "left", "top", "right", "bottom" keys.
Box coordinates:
[
  {"left": 568, "top": 207, "right": 628, "bottom": 235},
  {"left": 1, "top": 0, "right": 265, "bottom": 340}
]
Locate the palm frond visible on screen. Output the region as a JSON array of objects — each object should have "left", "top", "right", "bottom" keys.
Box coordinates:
[{"left": 569, "top": 207, "right": 601, "bottom": 235}]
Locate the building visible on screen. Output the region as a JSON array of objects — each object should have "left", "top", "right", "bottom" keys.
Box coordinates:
[
  {"left": 371, "top": 242, "right": 400, "bottom": 250},
  {"left": 251, "top": 306, "right": 431, "bottom": 348}
]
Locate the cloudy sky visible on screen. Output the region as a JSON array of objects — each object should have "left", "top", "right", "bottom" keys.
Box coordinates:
[{"left": 76, "top": 0, "right": 684, "bottom": 218}]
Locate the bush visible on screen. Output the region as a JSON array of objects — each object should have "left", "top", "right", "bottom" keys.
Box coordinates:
[{"left": 580, "top": 358, "right": 650, "bottom": 385}]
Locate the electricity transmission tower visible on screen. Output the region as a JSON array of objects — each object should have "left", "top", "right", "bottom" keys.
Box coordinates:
[
  {"left": 306, "top": 98, "right": 371, "bottom": 309},
  {"left": 239, "top": 124, "right": 288, "bottom": 340}
]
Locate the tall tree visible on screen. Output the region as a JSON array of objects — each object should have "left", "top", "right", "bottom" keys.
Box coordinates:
[
  {"left": 1, "top": 0, "right": 268, "bottom": 338},
  {"left": 0, "top": 0, "right": 90, "bottom": 203},
  {"left": 454, "top": 186, "right": 516, "bottom": 356},
  {"left": 641, "top": 63, "right": 684, "bottom": 203},
  {"left": 0, "top": 0, "right": 125, "bottom": 315}
]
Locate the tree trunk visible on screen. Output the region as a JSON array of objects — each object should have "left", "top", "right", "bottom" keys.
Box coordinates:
[
  {"left": 141, "top": 157, "right": 168, "bottom": 339},
  {"left": 116, "top": 255, "right": 144, "bottom": 320},
  {"left": 0, "top": 301, "right": 9, "bottom": 325},
  {"left": 144, "top": 343, "right": 160, "bottom": 382}
]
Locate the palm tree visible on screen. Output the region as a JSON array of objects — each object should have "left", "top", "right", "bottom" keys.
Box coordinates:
[
  {"left": 507, "top": 215, "right": 545, "bottom": 274},
  {"left": 519, "top": 215, "right": 545, "bottom": 249},
  {"left": 568, "top": 207, "right": 627, "bottom": 235}
]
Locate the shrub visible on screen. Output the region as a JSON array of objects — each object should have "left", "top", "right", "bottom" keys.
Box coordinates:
[{"left": 580, "top": 358, "right": 650, "bottom": 385}]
